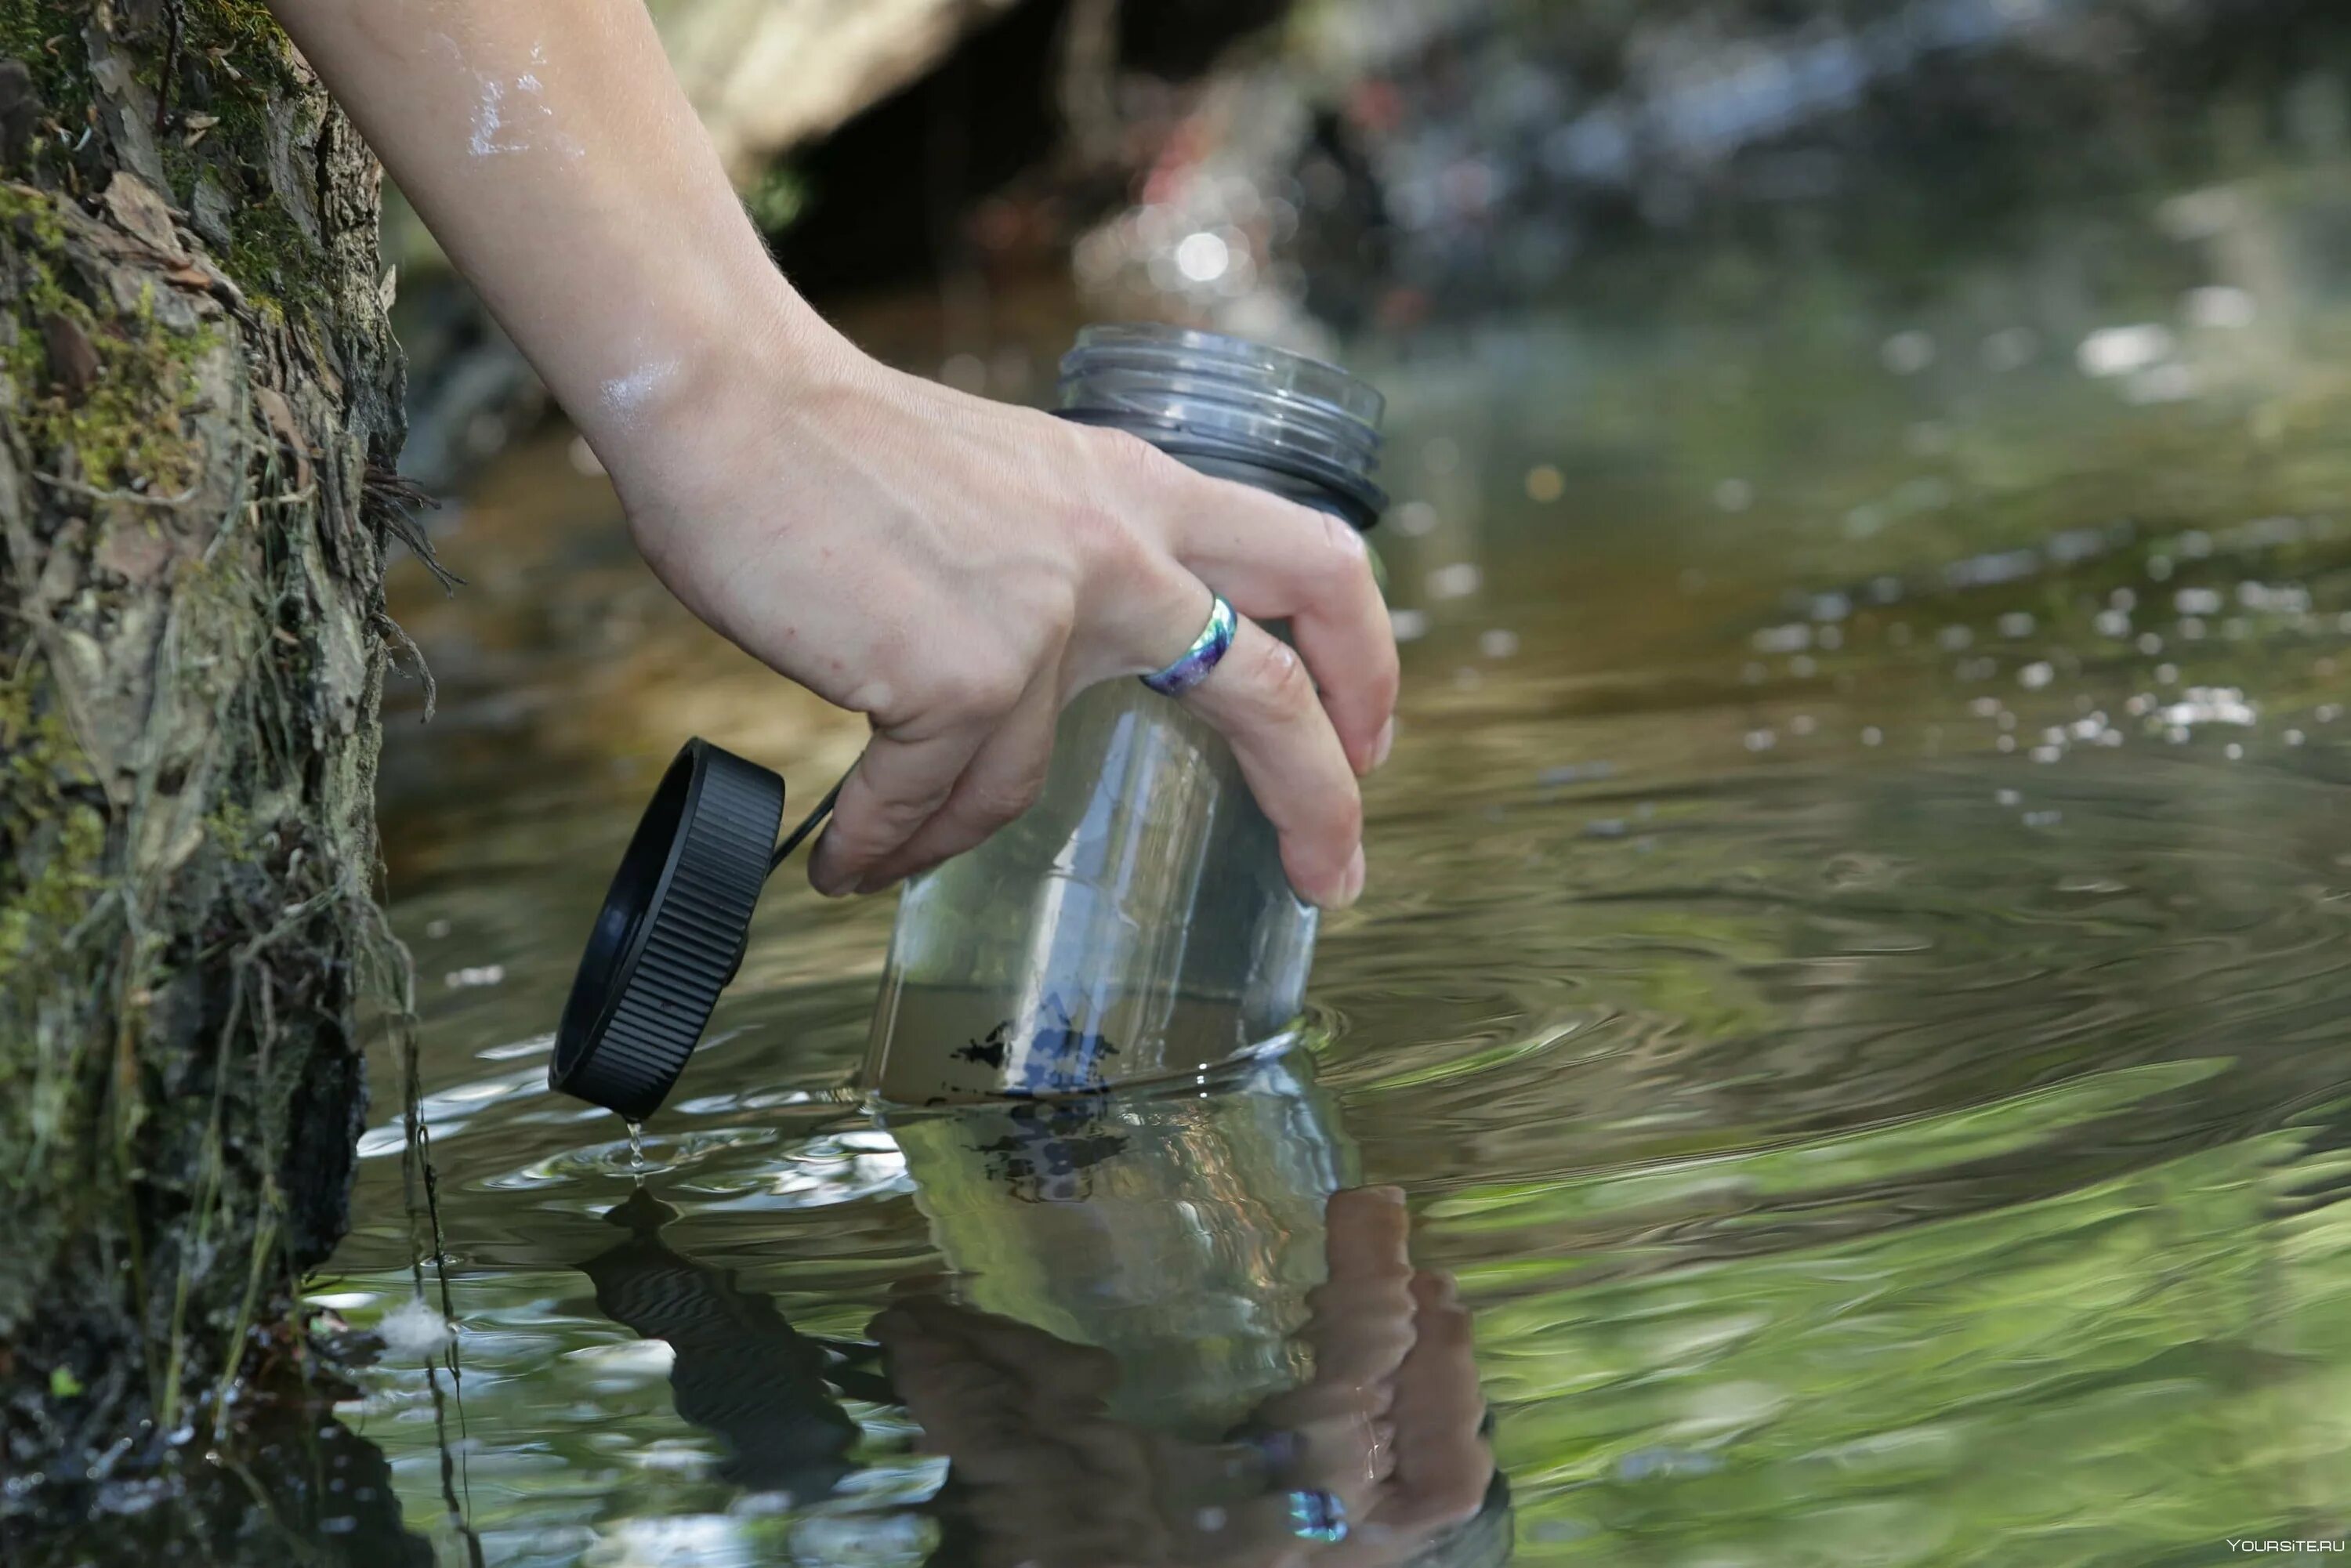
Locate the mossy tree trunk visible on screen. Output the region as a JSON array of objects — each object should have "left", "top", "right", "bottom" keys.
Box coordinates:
[{"left": 0, "top": 0, "right": 413, "bottom": 1491}]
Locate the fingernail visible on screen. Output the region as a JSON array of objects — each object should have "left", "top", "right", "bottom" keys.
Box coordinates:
[
  {"left": 1371, "top": 716, "right": 1396, "bottom": 771},
  {"left": 1334, "top": 844, "right": 1367, "bottom": 908}
]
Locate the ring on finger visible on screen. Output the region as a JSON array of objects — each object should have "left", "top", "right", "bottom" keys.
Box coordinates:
[{"left": 1139, "top": 592, "right": 1237, "bottom": 698}]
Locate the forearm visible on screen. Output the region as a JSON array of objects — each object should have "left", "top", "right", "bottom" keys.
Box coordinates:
[
  {"left": 269, "top": 0, "right": 1392, "bottom": 909},
  {"left": 265, "top": 0, "right": 839, "bottom": 450}
]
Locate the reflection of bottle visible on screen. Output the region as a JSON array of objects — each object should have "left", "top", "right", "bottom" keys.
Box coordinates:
[
  {"left": 864, "top": 326, "right": 1386, "bottom": 1105},
  {"left": 886, "top": 1054, "right": 1353, "bottom": 1438},
  {"left": 879, "top": 1054, "right": 1516, "bottom": 1566},
  {"left": 578, "top": 1188, "right": 864, "bottom": 1500},
  {"left": 576, "top": 1059, "right": 1514, "bottom": 1566}
]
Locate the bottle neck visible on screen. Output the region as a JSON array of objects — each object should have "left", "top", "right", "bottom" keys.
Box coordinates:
[{"left": 1055, "top": 407, "right": 1386, "bottom": 530}]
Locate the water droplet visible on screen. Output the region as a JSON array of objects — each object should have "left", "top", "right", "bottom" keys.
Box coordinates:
[{"left": 626, "top": 1122, "right": 645, "bottom": 1175}]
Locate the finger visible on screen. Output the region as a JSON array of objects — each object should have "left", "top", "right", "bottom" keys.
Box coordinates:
[
  {"left": 853, "top": 666, "right": 1061, "bottom": 890},
  {"left": 947, "top": 1306, "right": 1123, "bottom": 1413},
  {"left": 808, "top": 717, "right": 988, "bottom": 896},
  {"left": 1324, "top": 1187, "right": 1411, "bottom": 1283},
  {"left": 1306, "top": 1186, "right": 1415, "bottom": 1385},
  {"left": 1374, "top": 1272, "right": 1492, "bottom": 1533},
  {"left": 1254, "top": 1190, "right": 1415, "bottom": 1453},
  {"left": 1180, "top": 615, "right": 1365, "bottom": 908},
  {"left": 1167, "top": 484, "right": 1398, "bottom": 774},
  {"left": 882, "top": 1297, "right": 1124, "bottom": 1420}
]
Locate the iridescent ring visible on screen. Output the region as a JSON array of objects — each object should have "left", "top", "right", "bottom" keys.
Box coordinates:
[{"left": 1140, "top": 593, "right": 1237, "bottom": 698}]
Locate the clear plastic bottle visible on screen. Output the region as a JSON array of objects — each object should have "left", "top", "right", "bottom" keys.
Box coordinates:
[{"left": 864, "top": 325, "right": 1386, "bottom": 1103}]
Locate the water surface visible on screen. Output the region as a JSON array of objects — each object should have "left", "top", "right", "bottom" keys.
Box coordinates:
[{"left": 325, "top": 130, "right": 2351, "bottom": 1566}]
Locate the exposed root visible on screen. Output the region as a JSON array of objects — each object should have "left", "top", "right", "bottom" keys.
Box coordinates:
[{"left": 364, "top": 461, "right": 459, "bottom": 592}]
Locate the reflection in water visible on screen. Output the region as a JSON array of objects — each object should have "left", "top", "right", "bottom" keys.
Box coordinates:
[
  {"left": 578, "top": 1189, "right": 864, "bottom": 1502},
  {"left": 875, "top": 1193, "right": 1504, "bottom": 1568},
  {"left": 8, "top": 1378, "right": 437, "bottom": 1568},
  {"left": 571, "top": 1068, "right": 1506, "bottom": 1566}
]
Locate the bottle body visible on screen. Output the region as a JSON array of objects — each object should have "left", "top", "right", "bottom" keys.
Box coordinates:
[
  {"left": 863, "top": 325, "right": 1384, "bottom": 1104},
  {"left": 884, "top": 1054, "right": 1353, "bottom": 1436},
  {"left": 864, "top": 677, "right": 1316, "bottom": 1102}
]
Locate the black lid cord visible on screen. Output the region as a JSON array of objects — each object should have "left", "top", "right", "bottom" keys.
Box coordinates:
[{"left": 769, "top": 776, "right": 844, "bottom": 878}]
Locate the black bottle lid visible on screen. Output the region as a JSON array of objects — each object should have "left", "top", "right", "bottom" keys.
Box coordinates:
[{"left": 550, "top": 739, "right": 785, "bottom": 1121}]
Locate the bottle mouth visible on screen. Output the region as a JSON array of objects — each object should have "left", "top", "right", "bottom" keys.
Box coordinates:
[{"left": 1057, "top": 324, "right": 1385, "bottom": 487}]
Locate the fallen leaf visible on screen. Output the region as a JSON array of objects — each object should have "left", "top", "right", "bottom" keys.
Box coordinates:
[
  {"left": 253, "top": 386, "right": 313, "bottom": 490},
  {"left": 42, "top": 312, "right": 97, "bottom": 397},
  {"left": 100, "top": 170, "right": 184, "bottom": 259}
]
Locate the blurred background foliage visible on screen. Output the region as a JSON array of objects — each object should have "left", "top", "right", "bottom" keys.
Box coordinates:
[{"left": 385, "top": 0, "right": 2351, "bottom": 487}]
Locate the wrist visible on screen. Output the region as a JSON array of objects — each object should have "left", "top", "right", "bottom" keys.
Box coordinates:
[{"left": 581, "top": 268, "right": 860, "bottom": 503}]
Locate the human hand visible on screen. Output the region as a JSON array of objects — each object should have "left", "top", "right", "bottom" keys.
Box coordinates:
[
  {"left": 261, "top": 0, "right": 1393, "bottom": 907},
  {"left": 598, "top": 328, "right": 1397, "bottom": 908}
]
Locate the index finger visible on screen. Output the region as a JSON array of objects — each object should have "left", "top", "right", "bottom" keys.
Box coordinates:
[{"left": 808, "top": 718, "right": 986, "bottom": 896}]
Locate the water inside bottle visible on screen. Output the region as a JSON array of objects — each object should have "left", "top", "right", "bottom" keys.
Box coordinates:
[{"left": 868, "top": 982, "right": 1304, "bottom": 1103}]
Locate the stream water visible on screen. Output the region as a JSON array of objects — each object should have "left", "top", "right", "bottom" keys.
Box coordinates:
[{"left": 296, "top": 80, "right": 2351, "bottom": 1568}]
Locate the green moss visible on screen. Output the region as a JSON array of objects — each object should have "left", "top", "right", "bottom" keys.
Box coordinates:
[
  {"left": 0, "top": 178, "right": 64, "bottom": 245},
  {"left": 0, "top": 0, "right": 92, "bottom": 132},
  {"left": 176, "top": 3, "right": 326, "bottom": 320},
  {"left": 1, "top": 196, "right": 221, "bottom": 491},
  {"left": 0, "top": 0, "right": 342, "bottom": 321},
  {"left": 204, "top": 798, "right": 258, "bottom": 866},
  {"left": 0, "top": 666, "right": 108, "bottom": 999},
  {"left": 217, "top": 201, "right": 309, "bottom": 322}
]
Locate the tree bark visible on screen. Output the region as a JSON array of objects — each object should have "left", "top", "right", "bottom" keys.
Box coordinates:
[{"left": 0, "top": 0, "right": 411, "bottom": 1501}]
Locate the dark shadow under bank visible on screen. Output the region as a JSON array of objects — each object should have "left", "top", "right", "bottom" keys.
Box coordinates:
[{"left": 2, "top": 1370, "right": 440, "bottom": 1568}]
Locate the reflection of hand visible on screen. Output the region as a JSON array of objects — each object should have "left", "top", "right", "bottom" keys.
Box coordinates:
[
  {"left": 873, "top": 1186, "right": 1492, "bottom": 1567},
  {"left": 1251, "top": 1188, "right": 1494, "bottom": 1566},
  {"left": 875, "top": 1294, "right": 1218, "bottom": 1567}
]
